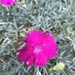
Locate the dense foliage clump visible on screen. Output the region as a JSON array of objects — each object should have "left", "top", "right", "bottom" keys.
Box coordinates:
[{"left": 0, "top": 0, "right": 75, "bottom": 75}]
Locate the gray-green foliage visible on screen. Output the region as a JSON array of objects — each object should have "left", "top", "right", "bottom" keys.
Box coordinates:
[{"left": 0, "top": 0, "right": 75, "bottom": 75}]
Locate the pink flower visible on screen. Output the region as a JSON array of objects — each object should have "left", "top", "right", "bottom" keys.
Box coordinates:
[
  {"left": 17, "top": 30, "right": 58, "bottom": 67},
  {"left": 0, "top": 0, "right": 16, "bottom": 6}
]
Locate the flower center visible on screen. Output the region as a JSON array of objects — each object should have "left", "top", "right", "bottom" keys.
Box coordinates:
[{"left": 34, "top": 46, "right": 42, "bottom": 53}]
